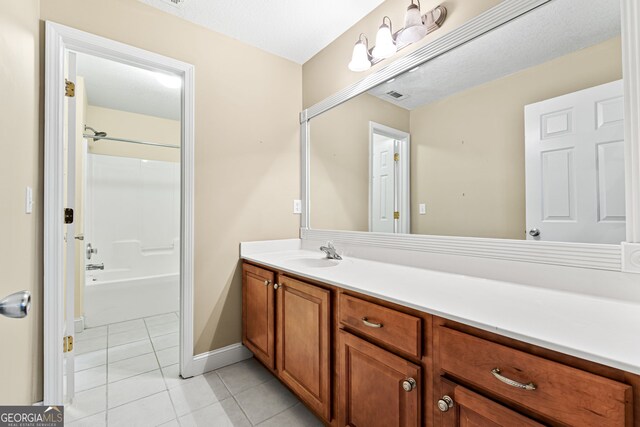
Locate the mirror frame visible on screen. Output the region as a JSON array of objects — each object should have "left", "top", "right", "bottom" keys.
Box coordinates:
[{"left": 300, "top": 0, "right": 640, "bottom": 273}]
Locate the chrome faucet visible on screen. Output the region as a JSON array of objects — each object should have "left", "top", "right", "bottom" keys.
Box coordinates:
[
  {"left": 86, "top": 263, "right": 104, "bottom": 271},
  {"left": 320, "top": 242, "right": 342, "bottom": 260}
]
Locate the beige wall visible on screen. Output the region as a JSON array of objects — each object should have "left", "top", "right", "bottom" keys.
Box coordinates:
[
  {"left": 0, "top": 0, "right": 42, "bottom": 404},
  {"left": 311, "top": 94, "right": 409, "bottom": 231},
  {"left": 85, "top": 105, "right": 181, "bottom": 162},
  {"left": 410, "top": 37, "right": 622, "bottom": 239},
  {"left": 302, "top": 0, "right": 502, "bottom": 108},
  {"left": 40, "top": 0, "right": 303, "bottom": 360}
]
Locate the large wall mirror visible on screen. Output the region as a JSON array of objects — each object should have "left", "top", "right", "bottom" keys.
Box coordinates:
[{"left": 308, "top": 0, "right": 625, "bottom": 245}]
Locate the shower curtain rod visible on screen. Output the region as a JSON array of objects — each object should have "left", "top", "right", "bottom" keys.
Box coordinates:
[{"left": 82, "top": 134, "right": 180, "bottom": 149}]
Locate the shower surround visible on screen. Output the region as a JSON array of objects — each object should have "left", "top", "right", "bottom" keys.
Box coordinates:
[{"left": 84, "top": 154, "right": 180, "bottom": 326}]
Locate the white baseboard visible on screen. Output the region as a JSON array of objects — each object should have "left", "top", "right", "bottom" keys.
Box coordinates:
[
  {"left": 183, "top": 343, "right": 253, "bottom": 378},
  {"left": 74, "top": 316, "right": 85, "bottom": 333}
]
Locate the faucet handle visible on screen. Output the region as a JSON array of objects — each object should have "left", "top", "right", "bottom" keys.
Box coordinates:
[{"left": 326, "top": 241, "right": 335, "bottom": 249}]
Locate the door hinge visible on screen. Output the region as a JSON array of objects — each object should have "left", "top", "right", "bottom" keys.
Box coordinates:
[
  {"left": 394, "top": 211, "right": 400, "bottom": 219},
  {"left": 65, "top": 79, "right": 75, "bottom": 97},
  {"left": 63, "top": 335, "right": 74, "bottom": 353},
  {"left": 64, "top": 208, "right": 74, "bottom": 224},
  {"left": 394, "top": 153, "right": 400, "bottom": 162}
]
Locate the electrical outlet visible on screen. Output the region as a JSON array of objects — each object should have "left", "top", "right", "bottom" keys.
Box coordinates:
[
  {"left": 419, "top": 203, "right": 426, "bottom": 215},
  {"left": 293, "top": 199, "right": 302, "bottom": 214}
]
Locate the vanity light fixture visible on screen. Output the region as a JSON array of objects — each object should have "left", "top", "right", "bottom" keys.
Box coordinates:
[
  {"left": 398, "top": 0, "right": 428, "bottom": 44},
  {"left": 372, "top": 16, "right": 397, "bottom": 60},
  {"left": 348, "top": 33, "right": 372, "bottom": 72},
  {"left": 347, "top": 4, "right": 447, "bottom": 72}
]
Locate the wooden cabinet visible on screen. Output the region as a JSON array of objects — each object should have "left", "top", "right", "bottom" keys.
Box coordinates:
[
  {"left": 242, "top": 261, "right": 639, "bottom": 427},
  {"left": 338, "top": 330, "right": 421, "bottom": 427},
  {"left": 438, "top": 378, "right": 543, "bottom": 427},
  {"left": 276, "top": 275, "right": 331, "bottom": 420},
  {"left": 242, "top": 264, "right": 275, "bottom": 369}
]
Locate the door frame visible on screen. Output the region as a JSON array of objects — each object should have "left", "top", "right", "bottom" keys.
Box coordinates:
[
  {"left": 44, "top": 21, "right": 195, "bottom": 405},
  {"left": 369, "top": 122, "right": 411, "bottom": 234}
]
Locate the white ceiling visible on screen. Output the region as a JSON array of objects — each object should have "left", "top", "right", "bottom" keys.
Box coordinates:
[
  {"left": 368, "top": 0, "right": 621, "bottom": 110},
  {"left": 76, "top": 54, "right": 181, "bottom": 121},
  {"left": 137, "top": 0, "right": 385, "bottom": 64}
]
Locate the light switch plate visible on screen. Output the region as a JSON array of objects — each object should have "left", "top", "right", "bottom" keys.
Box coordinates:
[
  {"left": 293, "top": 199, "right": 302, "bottom": 214},
  {"left": 25, "top": 186, "right": 33, "bottom": 214},
  {"left": 419, "top": 203, "right": 426, "bottom": 215}
]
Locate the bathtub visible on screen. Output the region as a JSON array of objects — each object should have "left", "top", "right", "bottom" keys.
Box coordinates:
[{"left": 84, "top": 271, "right": 179, "bottom": 327}]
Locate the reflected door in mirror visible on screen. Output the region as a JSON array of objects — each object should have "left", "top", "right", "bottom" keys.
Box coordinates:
[{"left": 525, "top": 80, "right": 625, "bottom": 244}]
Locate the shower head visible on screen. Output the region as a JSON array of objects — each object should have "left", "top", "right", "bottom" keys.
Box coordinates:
[{"left": 84, "top": 125, "right": 107, "bottom": 141}]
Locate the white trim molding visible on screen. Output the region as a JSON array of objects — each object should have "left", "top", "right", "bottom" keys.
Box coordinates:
[
  {"left": 44, "top": 21, "right": 196, "bottom": 404},
  {"left": 300, "top": 0, "right": 640, "bottom": 274},
  {"left": 187, "top": 344, "right": 253, "bottom": 377}
]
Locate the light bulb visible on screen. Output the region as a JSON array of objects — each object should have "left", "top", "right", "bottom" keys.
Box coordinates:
[
  {"left": 397, "top": 3, "right": 427, "bottom": 44},
  {"left": 348, "top": 38, "right": 371, "bottom": 72},
  {"left": 372, "top": 18, "right": 397, "bottom": 59}
]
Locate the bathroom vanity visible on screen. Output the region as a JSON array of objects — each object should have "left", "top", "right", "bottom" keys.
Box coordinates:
[{"left": 241, "top": 242, "right": 640, "bottom": 426}]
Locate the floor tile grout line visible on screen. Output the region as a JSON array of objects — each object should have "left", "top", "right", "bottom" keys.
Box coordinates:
[
  {"left": 143, "top": 315, "right": 181, "bottom": 423},
  {"left": 105, "top": 322, "right": 110, "bottom": 425}
]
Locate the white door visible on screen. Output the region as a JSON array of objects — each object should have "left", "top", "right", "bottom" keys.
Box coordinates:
[
  {"left": 371, "top": 134, "right": 396, "bottom": 233},
  {"left": 63, "top": 51, "right": 77, "bottom": 402},
  {"left": 525, "top": 80, "right": 625, "bottom": 244}
]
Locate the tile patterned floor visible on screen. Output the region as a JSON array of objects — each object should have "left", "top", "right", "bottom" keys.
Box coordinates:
[{"left": 67, "top": 313, "right": 323, "bottom": 426}]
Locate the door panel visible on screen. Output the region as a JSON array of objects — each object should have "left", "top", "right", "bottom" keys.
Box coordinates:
[
  {"left": 63, "top": 50, "right": 77, "bottom": 403},
  {"left": 277, "top": 276, "right": 331, "bottom": 421},
  {"left": 339, "top": 330, "right": 421, "bottom": 427},
  {"left": 242, "top": 264, "right": 275, "bottom": 369},
  {"left": 372, "top": 134, "right": 396, "bottom": 233},
  {"left": 525, "top": 80, "right": 625, "bottom": 243}
]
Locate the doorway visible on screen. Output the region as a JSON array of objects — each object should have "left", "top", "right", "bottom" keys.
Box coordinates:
[
  {"left": 44, "top": 22, "right": 195, "bottom": 407},
  {"left": 369, "top": 122, "right": 411, "bottom": 234}
]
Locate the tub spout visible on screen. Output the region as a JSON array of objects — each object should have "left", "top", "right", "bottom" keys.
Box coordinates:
[{"left": 86, "top": 263, "right": 104, "bottom": 271}]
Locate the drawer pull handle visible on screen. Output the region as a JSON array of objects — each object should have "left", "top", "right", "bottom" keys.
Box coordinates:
[
  {"left": 491, "top": 368, "right": 536, "bottom": 391},
  {"left": 264, "top": 280, "right": 271, "bottom": 286},
  {"left": 362, "top": 317, "right": 383, "bottom": 328}
]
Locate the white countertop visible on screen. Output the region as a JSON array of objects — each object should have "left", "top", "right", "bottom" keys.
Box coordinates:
[{"left": 241, "top": 245, "right": 640, "bottom": 375}]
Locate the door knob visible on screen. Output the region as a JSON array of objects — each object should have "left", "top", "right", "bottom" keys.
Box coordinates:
[
  {"left": 529, "top": 228, "right": 541, "bottom": 237},
  {"left": 437, "top": 395, "right": 454, "bottom": 412},
  {"left": 273, "top": 283, "right": 279, "bottom": 290},
  {"left": 0, "top": 291, "right": 31, "bottom": 319},
  {"left": 264, "top": 280, "right": 271, "bottom": 286},
  {"left": 402, "top": 378, "right": 417, "bottom": 392}
]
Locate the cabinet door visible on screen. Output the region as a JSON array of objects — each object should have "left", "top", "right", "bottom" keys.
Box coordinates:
[
  {"left": 242, "top": 264, "right": 275, "bottom": 369},
  {"left": 277, "top": 276, "right": 331, "bottom": 421},
  {"left": 438, "top": 378, "right": 543, "bottom": 427},
  {"left": 339, "top": 330, "right": 421, "bottom": 427}
]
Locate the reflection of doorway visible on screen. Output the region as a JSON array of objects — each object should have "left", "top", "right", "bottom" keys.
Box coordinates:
[
  {"left": 525, "top": 80, "right": 625, "bottom": 244},
  {"left": 369, "top": 122, "right": 410, "bottom": 234}
]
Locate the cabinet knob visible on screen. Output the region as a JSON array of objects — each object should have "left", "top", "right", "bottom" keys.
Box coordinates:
[
  {"left": 264, "top": 280, "right": 271, "bottom": 286},
  {"left": 402, "top": 378, "right": 417, "bottom": 392},
  {"left": 273, "top": 283, "right": 279, "bottom": 290},
  {"left": 437, "top": 395, "right": 454, "bottom": 412}
]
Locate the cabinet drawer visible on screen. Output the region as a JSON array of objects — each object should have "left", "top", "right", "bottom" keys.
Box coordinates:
[
  {"left": 339, "top": 294, "right": 421, "bottom": 359},
  {"left": 439, "top": 327, "right": 632, "bottom": 426}
]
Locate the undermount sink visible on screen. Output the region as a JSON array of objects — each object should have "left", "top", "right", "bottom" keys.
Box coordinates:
[{"left": 284, "top": 256, "right": 341, "bottom": 269}]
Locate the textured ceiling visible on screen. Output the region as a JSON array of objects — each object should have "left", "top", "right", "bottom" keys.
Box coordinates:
[
  {"left": 76, "top": 53, "right": 181, "bottom": 121},
  {"left": 368, "top": 0, "right": 621, "bottom": 110},
  {"left": 137, "top": 0, "right": 385, "bottom": 64}
]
